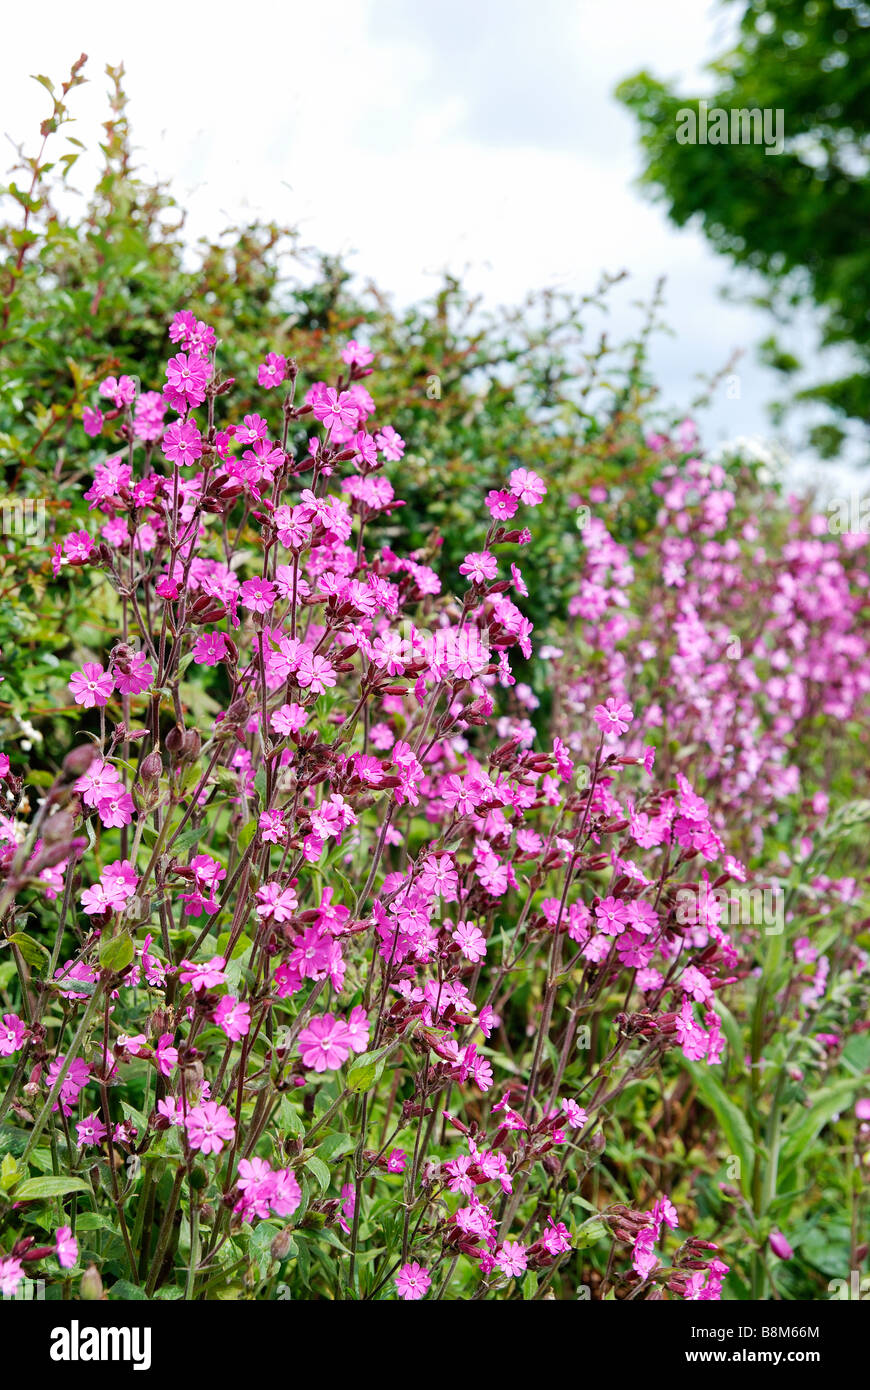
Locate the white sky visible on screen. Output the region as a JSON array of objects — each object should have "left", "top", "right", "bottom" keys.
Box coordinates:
[{"left": 1, "top": 0, "right": 856, "bottom": 490}]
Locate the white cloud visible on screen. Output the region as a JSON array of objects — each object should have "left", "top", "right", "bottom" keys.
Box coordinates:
[{"left": 1, "top": 0, "right": 842, "bottom": 476}]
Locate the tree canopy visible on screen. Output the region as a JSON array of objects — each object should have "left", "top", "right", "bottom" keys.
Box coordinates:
[{"left": 617, "top": 0, "right": 870, "bottom": 456}]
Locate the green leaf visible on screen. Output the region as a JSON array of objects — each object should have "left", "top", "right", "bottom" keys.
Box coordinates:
[
  {"left": 316, "top": 1133, "right": 354, "bottom": 1162},
  {"left": 108, "top": 1280, "right": 150, "bottom": 1301},
  {"left": 74, "top": 1212, "right": 117, "bottom": 1232},
  {"left": 238, "top": 819, "right": 257, "bottom": 853},
  {"left": 5, "top": 932, "right": 50, "bottom": 972},
  {"left": 173, "top": 823, "right": 203, "bottom": 855},
  {"left": 1, "top": 1153, "right": 23, "bottom": 1192},
  {"left": 346, "top": 1050, "right": 385, "bottom": 1094},
  {"left": 684, "top": 1059, "right": 754, "bottom": 1197},
  {"left": 779, "top": 1077, "right": 866, "bottom": 1179},
  {"left": 278, "top": 1099, "right": 305, "bottom": 1138},
  {"left": 99, "top": 931, "right": 135, "bottom": 973},
  {"left": 11, "top": 1175, "right": 91, "bottom": 1200},
  {"left": 304, "top": 1155, "right": 330, "bottom": 1193}
]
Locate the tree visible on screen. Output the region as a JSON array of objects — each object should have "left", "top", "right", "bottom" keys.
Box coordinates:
[{"left": 617, "top": 0, "right": 870, "bottom": 456}]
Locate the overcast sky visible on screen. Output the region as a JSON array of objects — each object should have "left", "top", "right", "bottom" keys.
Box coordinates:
[{"left": 2, "top": 0, "right": 852, "bottom": 489}]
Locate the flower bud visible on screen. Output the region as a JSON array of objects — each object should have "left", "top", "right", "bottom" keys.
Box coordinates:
[
  {"left": 63, "top": 744, "right": 96, "bottom": 777},
  {"left": 165, "top": 724, "right": 185, "bottom": 754},
  {"left": 42, "top": 810, "right": 75, "bottom": 844},
  {"left": 271, "top": 1227, "right": 295, "bottom": 1261},
  {"left": 80, "top": 1264, "right": 104, "bottom": 1300},
  {"left": 140, "top": 750, "right": 163, "bottom": 782},
  {"left": 768, "top": 1231, "right": 794, "bottom": 1261},
  {"left": 181, "top": 730, "right": 201, "bottom": 761}
]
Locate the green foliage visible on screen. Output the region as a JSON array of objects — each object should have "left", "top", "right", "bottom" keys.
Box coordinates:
[{"left": 0, "top": 60, "right": 684, "bottom": 764}]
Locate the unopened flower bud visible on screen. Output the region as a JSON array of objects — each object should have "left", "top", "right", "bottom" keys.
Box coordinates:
[
  {"left": 42, "top": 810, "right": 74, "bottom": 844},
  {"left": 271, "top": 1227, "right": 295, "bottom": 1261},
  {"left": 140, "top": 750, "right": 163, "bottom": 782},
  {"left": 165, "top": 724, "right": 185, "bottom": 754},
  {"left": 63, "top": 744, "right": 96, "bottom": 777},
  {"left": 181, "top": 730, "right": 201, "bottom": 761},
  {"left": 80, "top": 1264, "right": 104, "bottom": 1300}
]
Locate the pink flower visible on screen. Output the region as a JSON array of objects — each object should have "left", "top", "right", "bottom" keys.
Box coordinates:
[
  {"left": 235, "top": 1157, "right": 275, "bottom": 1220},
  {"left": 297, "top": 1014, "right": 352, "bottom": 1072},
  {"left": 375, "top": 425, "right": 405, "bottom": 460},
  {"left": 270, "top": 1168, "right": 302, "bottom": 1217},
  {"left": 75, "top": 760, "right": 121, "bottom": 808},
  {"left": 271, "top": 702, "right": 307, "bottom": 736},
  {"left": 312, "top": 387, "right": 358, "bottom": 433},
  {"left": 155, "top": 1034, "right": 178, "bottom": 1077},
  {"left": 47, "top": 1055, "right": 91, "bottom": 1115},
  {"left": 55, "top": 1225, "right": 78, "bottom": 1269},
  {"left": 100, "top": 374, "right": 137, "bottom": 406},
  {"left": 508, "top": 467, "right": 546, "bottom": 505},
  {"left": 69, "top": 663, "right": 115, "bottom": 708},
  {"left": 495, "top": 1240, "right": 528, "bottom": 1278},
  {"left": 76, "top": 1112, "right": 108, "bottom": 1146},
  {"left": 97, "top": 791, "right": 135, "bottom": 829},
  {"left": 341, "top": 339, "right": 374, "bottom": 368},
  {"left": 485, "top": 489, "right": 518, "bottom": 520},
  {"left": 169, "top": 312, "right": 215, "bottom": 354},
  {"left": 343, "top": 1005, "right": 370, "bottom": 1054},
  {"left": 163, "top": 419, "right": 203, "bottom": 466},
  {"left": 112, "top": 651, "right": 153, "bottom": 696},
  {"left": 256, "top": 881, "right": 298, "bottom": 922},
  {"left": 240, "top": 577, "right": 277, "bottom": 613},
  {"left": 595, "top": 895, "right": 629, "bottom": 936},
  {"left": 632, "top": 1227, "right": 657, "bottom": 1279},
  {"left": 451, "top": 921, "right": 487, "bottom": 963},
  {"left": 459, "top": 551, "right": 498, "bottom": 585},
  {"left": 179, "top": 956, "right": 228, "bottom": 992},
  {"left": 259, "top": 809, "right": 286, "bottom": 844},
  {"left": 593, "top": 696, "right": 634, "bottom": 738},
  {"left": 296, "top": 652, "right": 336, "bottom": 695},
  {"left": 64, "top": 530, "right": 94, "bottom": 564},
  {"left": 395, "top": 1262, "right": 430, "bottom": 1300},
  {"left": 134, "top": 391, "right": 165, "bottom": 441},
  {"left": 80, "top": 883, "right": 113, "bottom": 916},
  {"left": 387, "top": 1149, "right": 407, "bottom": 1173},
  {"left": 560, "top": 1098, "right": 588, "bottom": 1129},
  {"left": 0, "top": 1257, "right": 23, "bottom": 1298},
  {"left": 157, "top": 1097, "right": 183, "bottom": 1127},
  {"left": 258, "top": 352, "right": 287, "bottom": 389},
  {"left": 0, "top": 1013, "right": 26, "bottom": 1056},
  {"left": 541, "top": 1219, "right": 572, "bottom": 1256},
  {"left": 164, "top": 352, "right": 209, "bottom": 409},
  {"left": 185, "top": 1101, "right": 236, "bottom": 1154},
  {"left": 193, "top": 631, "right": 228, "bottom": 666},
  {"left": 82, "top": 406, "right": 103, "bottom": 437},
  {"left": 214, "top": 995, "right": 251, "bottom": 1041}
]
